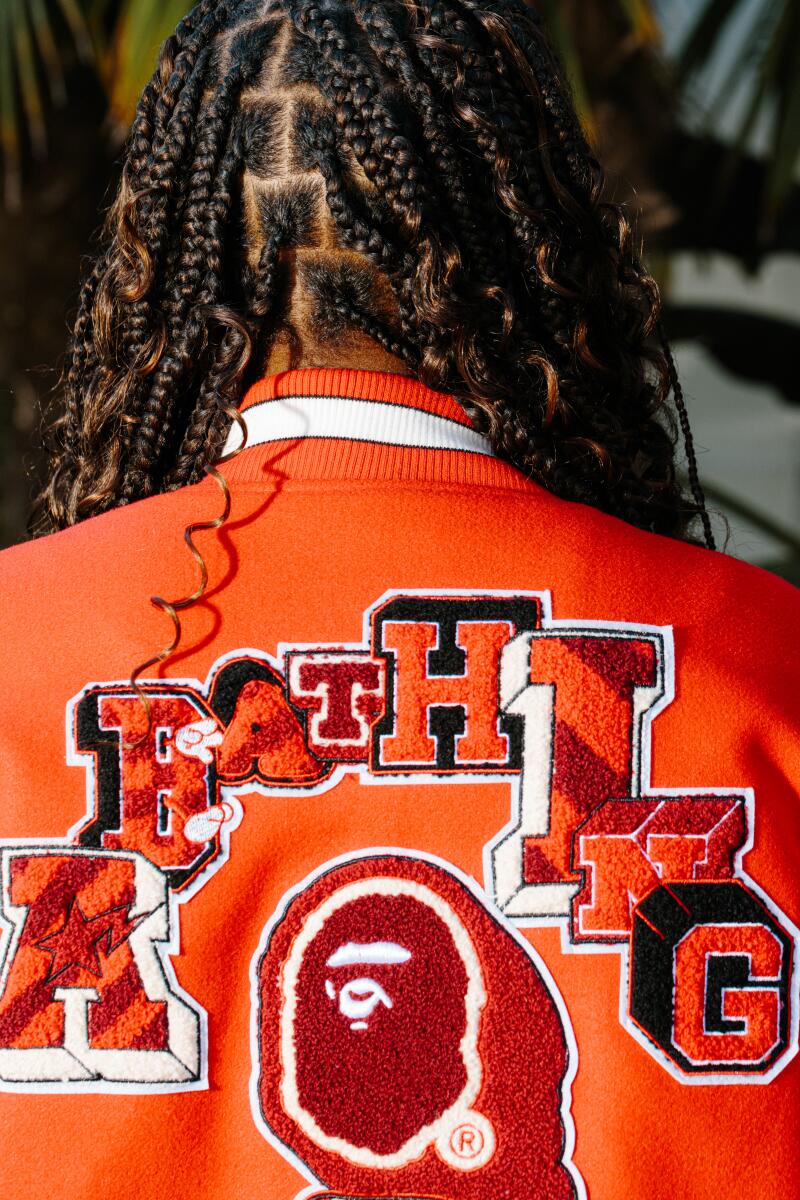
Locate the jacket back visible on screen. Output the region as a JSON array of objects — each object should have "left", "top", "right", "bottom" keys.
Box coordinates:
[{"left": 0, "top": 369, "right": 797, "bottom": 1200}]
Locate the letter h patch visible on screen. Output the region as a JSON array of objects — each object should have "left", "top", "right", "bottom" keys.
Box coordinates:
[{"left": 371, "top": 595, "right": 542, "bottom": 774}]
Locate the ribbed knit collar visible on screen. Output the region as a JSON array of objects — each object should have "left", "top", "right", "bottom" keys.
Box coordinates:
[{"left": 219, "top": 368, "right": 530, "bottom": 490}]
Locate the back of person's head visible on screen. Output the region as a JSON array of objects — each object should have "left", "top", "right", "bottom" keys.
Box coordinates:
[{"left": 40, "top": 0, "right": 707, "bottom": 541}]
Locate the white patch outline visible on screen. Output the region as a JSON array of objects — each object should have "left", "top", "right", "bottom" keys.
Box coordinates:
[
  {"left": 271, "top": 588, "right": 548, "bottom": 793},
  {"left": 43, "top": 591, "right": 543, "bottom": 1101},
  {"left": 614, "top": 796, "right": 800, "bottom": 1086},
  {"left": 373, "top": 616, "right": 515, "bottom": 770},
  {"left": 572, "top": 793, "right": 748, "bottom": 942},
  {"left": 484, "top": 619, "right": 671, "bottom": 922},
  {"left": 248, "top": 846, "right": 586, "bottom": 1200},
  {"left": 0, "top": 844, "right": 208, "bottom": 1094},
  {"left": 63, "top": 592, "right": 548, "bottom": 855},
  {"left": 65, "top": 675, "right": 245, "bottom": 903},
  {"left": 286, "top": 650, "right": 387, "bottom": 759},
  {"left": 367, "top": 589, "right": 545, "bottom": 776}
]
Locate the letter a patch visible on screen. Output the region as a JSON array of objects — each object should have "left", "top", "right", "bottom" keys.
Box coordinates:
[{"left": 0, "top": 847, "right": 202, "bottom": 1089}]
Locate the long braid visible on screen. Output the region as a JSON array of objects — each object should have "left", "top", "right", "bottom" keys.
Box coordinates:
[
  {"left": 115, "top": 47, "right": 214, "bottom": 416},
  {"left": 659, "top": 325, "right": 715, "bottom": 549},
  {"left": 120, "top": 25, "right": 278, "bottom": 502},
  {"left": 166, "top": 210, "right": 287, "bottom": 489}
]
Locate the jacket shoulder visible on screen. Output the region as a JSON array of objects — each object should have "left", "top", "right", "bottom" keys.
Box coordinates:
[{"left": 0, "top": 484, "right": 212, "bottom": 619}]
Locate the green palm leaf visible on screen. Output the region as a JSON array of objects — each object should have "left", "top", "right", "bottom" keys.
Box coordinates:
[
  {"left": 52, "top": 0, "right": 92, "bottom": 59},
  {"left": 0, "top": 0, "right": 93, "bottom": 208},
  {"left": 675, "top": 0, "right": 742, "bottom": 81},
  {"left": 107, "top": 0, "right": 189, "bottom": 127},
  {"left": 617, "top": 0, "right": 660, "bottom": 45},
  {"left": 677, "top": 0, "right": 800, "bottom": 220},
  {"left": 28, "top": 0, "right": 67, "bottom": 105},
  {"left": 764, "top": 4, "right": 800, "bottom": 219},
  {"left": 13, "top": 0, "right": 46, "bottom": 158},
  {"left": 537, "top": 0, "right": 661, "bottom": 138}
]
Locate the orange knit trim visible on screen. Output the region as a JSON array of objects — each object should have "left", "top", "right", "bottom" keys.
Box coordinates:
[
  {"left": 239, "top": 368, "right": 473, "bottom": 426},
  {"left": 222, "top": 369, "right": 521, "bottom": 487}
]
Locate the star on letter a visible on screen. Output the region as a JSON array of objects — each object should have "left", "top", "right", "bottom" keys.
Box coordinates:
[
  {"left": 36, "top": 900, "right": 154, "bottom": 985},
  {"left": 36, "top": 899, "right": 105, "bottom": 982}
]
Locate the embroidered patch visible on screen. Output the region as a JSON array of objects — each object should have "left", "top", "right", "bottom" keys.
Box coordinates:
[
  {"left": 0, "top": 847, "right": 202, "bottom": 1089},
  {"left": 251, "top": 851, "right": 582, "bottom": 1200},
  {"left": 483, "top": 612, "right": 798, "bottom": 1083},
  {"left": 630, "top": 881, "right": 793, "bottom": 1074},
  {"left": 1, "top": 589, "right": 796, "bottom": 1099}
]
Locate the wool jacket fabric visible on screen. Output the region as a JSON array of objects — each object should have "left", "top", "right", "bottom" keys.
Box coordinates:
[{"left": 0, "top": 368, "right": 797, "bottom": 1200}]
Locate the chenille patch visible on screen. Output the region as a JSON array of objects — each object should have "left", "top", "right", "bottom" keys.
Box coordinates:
[
  {"left": 252, "top": 851, "right": 582, "bottom": 1200},
  {"left": 630, "top": 881, "right": 793, "bottom": 1074},
  {"left": 0, "top": 848, "right": 201, "bottom": 1088},
  {"left": 0, "top": 588, "right": 795, "bottom": 1112}
]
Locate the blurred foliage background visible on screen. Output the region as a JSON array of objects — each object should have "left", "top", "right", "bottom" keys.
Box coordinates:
[{"left": 0, "top": 0, "right": 798, "bottom": 577}]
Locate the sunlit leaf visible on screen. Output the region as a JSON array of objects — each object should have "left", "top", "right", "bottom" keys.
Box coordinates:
[
  {"left": 676, "top": 0, "right": 800, "bottom": 227},
  {"left": 107, "top": 0, "right": 190, "bottom": 128},
  {"left": 51, "top": 0, "right": 92, "bottom": 61},
  {"left": 0, "top": 0, "right": 94, "bottom": 206},
  {"left": 617, "top": 0, "right": 660, "bottom": 45},
  {"left": 12, "top": 0, "right": 46, "bottom": 158},
  {"left": 764, "top": 7, "right": 800, "bottom": 215},
  {"left": 28, "top": 0, "right": 66, "bottom": 105},
  {"left": 538, "top": 0, "right": 595, "bottom": 136},
  {"left": 702, "top": 4, "right": 784, "bottom": 208}
]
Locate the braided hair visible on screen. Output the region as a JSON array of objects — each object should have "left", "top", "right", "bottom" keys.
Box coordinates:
[{"left": 37, "top": 0, "right": 713, "bottom": 543}]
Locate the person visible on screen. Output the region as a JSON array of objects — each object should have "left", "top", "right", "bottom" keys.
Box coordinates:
[{"left": 0, "top": 2, "right": 797, "bottom": 1198}]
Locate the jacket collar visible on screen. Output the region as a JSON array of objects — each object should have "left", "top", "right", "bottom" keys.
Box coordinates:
[{"left": 218, "top": 368, "right": 529, "bottom": 491}]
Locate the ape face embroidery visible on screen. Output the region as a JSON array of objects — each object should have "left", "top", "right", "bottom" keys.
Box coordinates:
[
  {"left": 253, "top": 852, "right": 581, "bottom": 1200},
  {"left": 284, "top": 883, "right": 484, "bottom": 1164}
]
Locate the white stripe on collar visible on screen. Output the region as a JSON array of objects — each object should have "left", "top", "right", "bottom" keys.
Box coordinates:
[{"left": 222, "top": 394, "right": 494, "bottom": 458}]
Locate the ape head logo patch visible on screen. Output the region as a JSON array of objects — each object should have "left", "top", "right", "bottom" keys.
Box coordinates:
[{"left": 253, "top": 852, "right": 582, "bottom": 1199}]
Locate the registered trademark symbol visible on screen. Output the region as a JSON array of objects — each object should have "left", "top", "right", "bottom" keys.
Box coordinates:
[
  {"left": 451, "top": 1122, "right": 485, "bottom": 1159},
  {"left": 436, "top": 1110, "right": 495, "bottom": 1171}
]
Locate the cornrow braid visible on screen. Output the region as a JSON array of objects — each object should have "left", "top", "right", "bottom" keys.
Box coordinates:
[
  {"left": 37, "top": 0, "right": 712, "bottom": 546},
  {"left": 165, "top": 309, "right": 254, "bottom": 491}
]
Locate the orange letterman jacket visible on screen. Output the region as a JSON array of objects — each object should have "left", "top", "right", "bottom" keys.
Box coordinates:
[{"left": 0, "top": 368, "right": 798, "bottom": 1200}]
